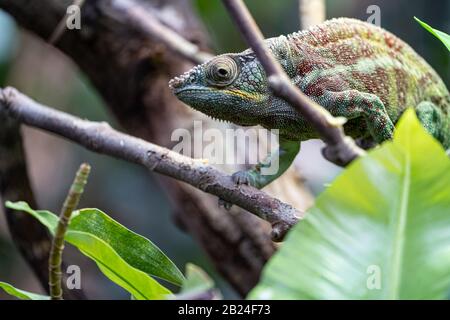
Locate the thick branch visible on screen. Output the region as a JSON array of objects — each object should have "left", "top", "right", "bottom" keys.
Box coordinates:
[
  {"left": 222, "top": 0, "right": 365, "bottom": 166},
  {"left": 0, "top": 87, "right": 302, "bottom": 241}
]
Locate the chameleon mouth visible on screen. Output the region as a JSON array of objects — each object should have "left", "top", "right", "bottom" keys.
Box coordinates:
[
  {"left": 171, "top": 87, "right": 213, "bottom": 97},
  {"left": 172, "top": 86, "right": 260, "bottom": 103}
]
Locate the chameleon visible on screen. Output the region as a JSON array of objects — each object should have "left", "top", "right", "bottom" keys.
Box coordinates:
[{"left": 169, "top": 18, "right": 450, "bottom": 190}]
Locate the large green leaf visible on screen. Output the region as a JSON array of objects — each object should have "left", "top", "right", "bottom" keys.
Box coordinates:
[
  {"left": 5, "top": 203, "right": 176, "bottom": 299},
  {"left": 249, "top": 109, "right": 450, "bottom": 300},
  {"left": 0, "top": 282, "right": 49, "bottom": 300},
  {"left": 5, "top": 203, "right": 184, "bottom": 286},
  {"left": 415, "top": 17, "right": 450, "bottom": 52}
]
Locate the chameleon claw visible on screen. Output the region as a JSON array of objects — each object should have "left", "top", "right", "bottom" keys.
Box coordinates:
[
  {"left": 232, "top": 171, "right": 250, "bottom": 185},
  {"left": 219, "top": 171, "right": 260, "bottom": 210},
  {"left": 231, "top": 170, "right": 258, "bottom": 187}
]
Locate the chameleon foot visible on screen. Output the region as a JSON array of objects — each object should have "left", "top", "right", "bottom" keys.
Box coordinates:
[
  {"left": 355, "top": 137, "right": 377, "bottom": 150},
  {"left": 218, "top": 170, "right": 259, "bottom": 210},
  {"left": 231, "top": 170, "right": 258, "bottom": 187}
]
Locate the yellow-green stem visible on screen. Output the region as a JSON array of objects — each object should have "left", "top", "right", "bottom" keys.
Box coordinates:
[{"left": 49, "top": 163, "right": 91, "bottom": 300}]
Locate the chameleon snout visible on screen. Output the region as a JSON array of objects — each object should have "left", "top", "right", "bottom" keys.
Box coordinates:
[
  {"left": 168, "top": 76, "right": 184, "bottom": 91},
  {"left": 169, "top": 67, "right": 201, "bottom": 92}
]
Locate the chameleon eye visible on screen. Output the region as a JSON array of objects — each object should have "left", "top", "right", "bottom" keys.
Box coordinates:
[{"left": 206, "top": 56, "right": 239, "bottom": 87}]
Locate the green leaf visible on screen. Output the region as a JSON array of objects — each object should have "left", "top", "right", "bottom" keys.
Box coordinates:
[
  {"left": 5, "top": 201, "right": 58, "bottom": 232},
  {"left": 5, "top": 203, "right": 184, "bottom": 286},
  {"left": 5, "top": 203, "right": 178, "bottom": 299},
  {"left": 249, "top": 109, "right": 450, "bottom": 300},
  {"left": 180, "top": 263, "right": 214, "bottom": 294},
  {"left": 0, "top": 282, "right": 49, "bottom": 300},
  {"left": 67, "top": 231, "right": 171, "bottom": 300},
  {"left": 174, "top": 263, "right": 219, "bottom": 299},
  {"left": 415, "top": 17, "right": 450, "bottom": 52}
]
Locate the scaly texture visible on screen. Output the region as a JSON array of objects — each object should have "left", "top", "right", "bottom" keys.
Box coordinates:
[{"left": 169, "top": 18, "right": 450, "bottom": 189}]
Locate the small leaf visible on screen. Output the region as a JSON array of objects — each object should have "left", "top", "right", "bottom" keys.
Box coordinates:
[
  {"left": 249, "top": 109, "right": 450, "bottom": 300},
  {"left": 0, "top": 282, "right": 49, "bottom": 300},
  {"left": 181, "top": 263, "right": 214, "bottom": 294},
  {"left": 6, "top": 201, "right": 58, "bottom": 232},
  {"left": 415, "top": 17, "right": 450, "bottom": 52},
  {"left": 174, "top": 264, "right": 220, "bottom": 300}
]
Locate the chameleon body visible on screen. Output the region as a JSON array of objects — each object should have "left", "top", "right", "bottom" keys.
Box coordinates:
[{"left": 169, "top": 18, "right": 450, "bottom": 189}]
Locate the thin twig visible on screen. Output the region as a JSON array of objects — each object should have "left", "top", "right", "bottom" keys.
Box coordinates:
[
  {"left": 50, "top": 0, "right": 213, "bottom": 64},
  {"left": 106, "top": 0, "right": 213, "bottom": 65},
  {"left": 49, "top": 163, "right": 91, "bottom": 300},
  {"left": 298, "top": 0, "right": 326, "bottom": 29},
  {"left": 221, "top": 0, "right": 365, "bottom": 166},
  {"left": 48, "top": 0, "right": 85, "bottom": 45},
  {"left": 0, "top": 87, "right": 301, "bottom": 241}
]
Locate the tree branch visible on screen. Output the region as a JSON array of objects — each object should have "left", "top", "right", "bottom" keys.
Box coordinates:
[
  {"left": 298, "top": 0, "right": 326, "bottom": 29},
  {"left": 222, "top": 0, "right": 365, "bottom": 166},
  {"left": 48, "top": 0, "right": 86, "bottom": 44},
  {"left": 104, "top": 0, "right": 214, "bottom": 65},
  {"left": 0, "top": 87, "right": 302, "bottom": 242}
]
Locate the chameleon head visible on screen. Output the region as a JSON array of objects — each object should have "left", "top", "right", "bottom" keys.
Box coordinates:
[{"left": 169, "top": 52, "right": 270, "bottom": 126}]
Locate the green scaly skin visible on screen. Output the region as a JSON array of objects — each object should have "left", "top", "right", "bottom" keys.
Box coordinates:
[{"left": 169, "top": 18, "right": 450, "bottom": 189}]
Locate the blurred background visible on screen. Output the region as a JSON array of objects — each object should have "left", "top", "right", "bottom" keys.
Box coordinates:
[{"left": 0, "top": 0, "right": 449, "bottom": 299}]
